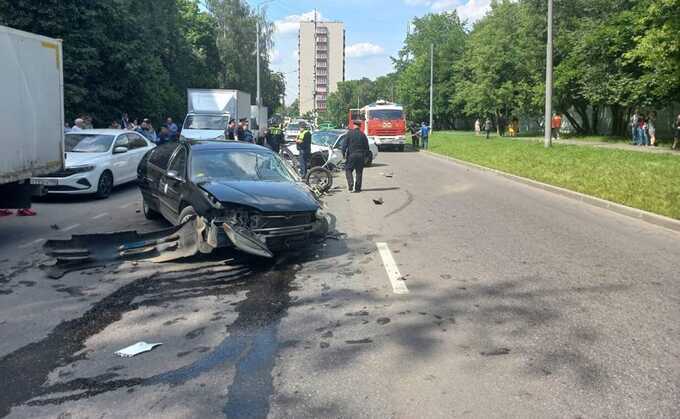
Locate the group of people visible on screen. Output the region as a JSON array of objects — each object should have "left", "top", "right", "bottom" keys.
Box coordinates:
[
  {"left": 474, "top": 115, "right": 525, "bottom": 139},
  {"left": 66, "top": 113, "right": 181, "bottom": 146},
  {"left": 630, "top": 110, "right": 658, "bottom": 147},
  {"left": 409, "top": 122, "right": 431, "bottom": 150},
  {"left": 225, "top": 118, "right": 255, "bottom": 143}
]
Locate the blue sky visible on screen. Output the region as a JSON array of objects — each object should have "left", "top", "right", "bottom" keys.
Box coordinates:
[{"left": 254, "top": 0, "right": 492, "bottom": 104}]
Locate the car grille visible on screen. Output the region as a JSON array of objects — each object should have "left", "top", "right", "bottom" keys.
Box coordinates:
[
  {"left": 372, "top": 128, "right": 403, "bottom": 136},
  {"left": 251, "top": 213, "right": 315, "bottom": 229},
  {"left": 47, "top": 168, "right": 82, "bottom": 177}
]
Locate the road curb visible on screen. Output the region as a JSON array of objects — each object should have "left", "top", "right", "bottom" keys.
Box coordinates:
[{"left": 422, "top": 150, "right": 680, "bottom": 233}]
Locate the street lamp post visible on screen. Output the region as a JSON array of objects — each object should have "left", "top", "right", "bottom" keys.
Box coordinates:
[
  {"left": 429, "top": 43, "right": 434, "bottom": 131},
  {"left": 544, "top": 0, "right": 554, "bottom": 148}
]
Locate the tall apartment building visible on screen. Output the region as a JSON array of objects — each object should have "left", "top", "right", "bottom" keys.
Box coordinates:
[{"left": 298, "top": 20, "right": 345, "bottom": 115}]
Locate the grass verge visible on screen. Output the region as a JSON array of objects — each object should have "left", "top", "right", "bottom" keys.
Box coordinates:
[{"left": 429, "top": 131, "right": 680, "bottom": 220}]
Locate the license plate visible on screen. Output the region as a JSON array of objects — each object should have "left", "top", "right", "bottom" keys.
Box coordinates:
[{"left": 30, "top": 178, "right": 58, "bottom": 186}]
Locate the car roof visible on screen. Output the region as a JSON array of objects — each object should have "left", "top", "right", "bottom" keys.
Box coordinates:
[
  {"left": 185, "top": 140, "right": 270, "bottom": 152},
  {"left": 314, "top": 129, "right": 346, "bottom": 135},
  {"left": 67, "top": 129, "right": 136, "bottom": 135}
]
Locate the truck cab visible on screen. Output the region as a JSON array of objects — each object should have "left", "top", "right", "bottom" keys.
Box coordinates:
[{"left": 350, "top": 101, "right": 406, "bottom": 151}]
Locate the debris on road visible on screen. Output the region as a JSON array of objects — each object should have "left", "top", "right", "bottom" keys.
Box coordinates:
[
  {"left": 373, "top": 198, "right": 384, "bottom": 205},
  {"left": 480, "top": 348, "right": 511, "bottom": 356},
  {"left": 50, "top": 224, "right": 59, "bottom": 230},
  {"left": 115, "top": 341, "right": 162, "bottom": 358}
]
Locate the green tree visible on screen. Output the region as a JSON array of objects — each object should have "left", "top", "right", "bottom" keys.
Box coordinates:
[{"left": 395, "top": 12, "right": 467, "bottom": 129}]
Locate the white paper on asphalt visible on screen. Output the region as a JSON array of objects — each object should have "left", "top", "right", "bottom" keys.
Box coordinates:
[
  {"left": 376, "top": 242, "right": 409, "bottom": 294},
  {"left": 114, "top": 341, "right": 162, "bottom": 358}
]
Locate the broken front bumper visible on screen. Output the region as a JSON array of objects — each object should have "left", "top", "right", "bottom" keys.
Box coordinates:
[{"left": 204, "top": 212, "right": 329, "bottom": 258}]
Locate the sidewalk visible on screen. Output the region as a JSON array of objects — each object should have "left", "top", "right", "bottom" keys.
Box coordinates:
[{"left": 515, "top": 136, "right": 679, "bottom": 155}]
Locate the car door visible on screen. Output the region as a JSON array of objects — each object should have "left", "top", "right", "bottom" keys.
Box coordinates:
[
  {"left": 111, "top": 134, "right": 132, "bottom": 185},
  {"left": 141, "top": 143, "right": 179, "bottom": 216},
  {"left": 159, "top": 146, "right": 188, "bottom": 224},
  {"left": 126, "top": 133, "right": 153, "bottom": 182}
]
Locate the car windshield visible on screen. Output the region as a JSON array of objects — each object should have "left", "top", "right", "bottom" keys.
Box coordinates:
[
  {"left": 312, "top": 131, "right": 341, "bottom": 147},
  {"left": 286, "top": 123, "right": 300, "bottom": 131},
  {"left": 369, "top": 110, "right": 404, "bottom": 120},
  {"left": 183, "top": 115, "right": 229, "bottom": 130},
  {"left": 191, "top": 149, "right": 299, "bottom": 183},
  {"left": 65, "top": 134, "right": 115, "bottom": 153}
]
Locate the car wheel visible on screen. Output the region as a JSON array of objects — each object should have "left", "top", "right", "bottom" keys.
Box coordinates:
[
  {"left": 178, "top": 205, "right": 213, "bottom": 254},
  {"left": 397, "top": 145, "right": 405, "bottom": 152},
  {"left": 95, "top": 171, "right": 113, "bottom": 199},
  {"left": 178, "top": 205, "right": 197, "bottom": 225},
  {"left": 142, "top": 197, "right": 159, "bottom": 220}
]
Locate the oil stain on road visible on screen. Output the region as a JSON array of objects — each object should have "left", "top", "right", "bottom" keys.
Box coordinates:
[{"left": 0, "top": 252, "right": 305, "bottom": 418}]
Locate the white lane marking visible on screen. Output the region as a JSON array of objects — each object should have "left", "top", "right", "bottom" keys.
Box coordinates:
[
  {"left": 376, "top": 242, "right": 409, "bottom": 295},
  {"left": 92, "top": 212, "right": 109, "bottom": 220},
  {"left": 19, "top": 238, "right": 46, "bottom": 249},
  {"left": 119, "top": 202, "right": 134, "bottom": 209},
  {"left": 61, "top": 224, "right": 80, "bottom": 232}
]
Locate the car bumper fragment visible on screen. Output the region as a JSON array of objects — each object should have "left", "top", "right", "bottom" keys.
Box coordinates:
[{"left": 43, "top": 218, "right": 201, "bottom": 278}]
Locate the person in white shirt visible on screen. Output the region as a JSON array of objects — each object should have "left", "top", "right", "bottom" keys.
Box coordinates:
[{"left": 71, "top": 118, "right": 85, "bottom": 131}]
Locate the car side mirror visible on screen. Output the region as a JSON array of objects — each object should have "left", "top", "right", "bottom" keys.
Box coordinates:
[
  {"left": 166, "top": 170, "right": 183, "bottom": 182},
  {"left": 113, "top": 146, "right": 128, "bottom": 154}
]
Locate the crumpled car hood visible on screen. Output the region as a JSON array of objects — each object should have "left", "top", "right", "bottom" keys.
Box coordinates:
[{"left": 198, "top": 180, "right": 320, "bottom": 213}]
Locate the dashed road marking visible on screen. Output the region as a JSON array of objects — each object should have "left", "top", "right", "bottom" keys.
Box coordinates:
[
  {"left": 19, "top": 238, "right": 46, "bottom": 249},
  {"left": 376, "top": 242, "right": 409, "bottom": 294},
  {"left": 61, "top": 224, "right": 80, "bottom": 232},
  {"left": 92, "top": 212, "right": 109, "bottom": 220}
]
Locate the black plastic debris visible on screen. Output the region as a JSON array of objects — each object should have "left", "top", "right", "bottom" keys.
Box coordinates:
[{"left": 373, "top": 198, "right": 384, "bottom": 205}]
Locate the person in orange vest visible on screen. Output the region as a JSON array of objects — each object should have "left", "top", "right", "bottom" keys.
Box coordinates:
[{"left": 551, "top": 113, "right": 562, "bottom": 140}]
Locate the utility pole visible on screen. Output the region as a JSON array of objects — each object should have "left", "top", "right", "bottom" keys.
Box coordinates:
[
  {"left": 256, "top": 1, "right": 275, "bottom": 109},
  {"left": 429, "top": 43, "right": 434, "bottom": 130},
  {"left": 543, "top": 0, "right": 554, "bottom": 148},
  {"left": 256, "top": 19, "right": 261, "bottom": 107}
]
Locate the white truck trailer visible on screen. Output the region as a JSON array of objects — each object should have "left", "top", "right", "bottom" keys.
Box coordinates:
[
  {"left": 181, "top": 89, "right": 251, "bottom": 141},
  {"left": 0, "top": 25, "right": 65, "bottom": 208}
]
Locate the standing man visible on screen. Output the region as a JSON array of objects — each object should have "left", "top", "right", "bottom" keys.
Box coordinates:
[
  {"left": 420, "top": 122, "right": 431, "bottom": 150},
  {"left": 267, "top": 124, "right": 283, "bottom": 153},
  {"left": 672, "top": 113, "right": 680, "bottom": 150},
  {"left": 236, "top": 119, "right": 247, "bottom": 141},
  {"left": 296, "top": 121, "right": 312, "bottom": 177},
  {"left": 630, "top": 109, "right": 640, "bottom": 144},
  {"left": 165, "top": 117, "right": 178, "bottom": 139},
  {"left": 484, "top": 117, "right": 493, "bottom": 139},
  {"left": 342, "top": 120, "right": 370, "bottom": 193},
  {"left": 136, "top": 119, "right": 157, "bottom": 143},
  {"left": 121, "top": 113, "right": 130, "bottom": 129},
  {"left": 226, "top": 119, "right": 236, "bottom": 140},
  {"left": 551, "top": 112, "right": 562, "bottom": 140}
]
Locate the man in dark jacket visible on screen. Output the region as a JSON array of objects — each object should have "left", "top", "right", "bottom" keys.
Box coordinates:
[
  {"left": 342, "top": 120, "right": 370, "bottom": 193},
  {"left": 296, "top": 121, "right": 312, "bottom": 177},
  {"left": 226, "top": 119, "right": 236, "bottom": 140}
]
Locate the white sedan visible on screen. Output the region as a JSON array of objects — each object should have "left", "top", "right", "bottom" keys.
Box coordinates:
[
  {"left": 285, "top": 129, "right": 379, "bottom": 167},
  {"left": 31, "top": 129, "right": 155, "bottom": 198}
]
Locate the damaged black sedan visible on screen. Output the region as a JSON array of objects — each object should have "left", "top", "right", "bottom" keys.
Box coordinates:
[{"left": 137, "top": 141, "right": 328, "bottom": 258}]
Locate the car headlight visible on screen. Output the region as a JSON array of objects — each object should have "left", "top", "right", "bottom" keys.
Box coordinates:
[
  {"left": 179, "top": 134, "right": 187, "bottom": 142},
  {"left": 68, "top": 165, "right": 95, "bottom": 174},
  {"left": 315, "top": 208, "right": 325, "bottom": 220}
]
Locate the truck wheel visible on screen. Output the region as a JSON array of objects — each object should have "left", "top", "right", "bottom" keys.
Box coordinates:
[
  {"left": 95, "top": 171, "right": 113, "bottom": 199},
  {"left": 178, "top": 205, "right": 197, "bottom": 225}
]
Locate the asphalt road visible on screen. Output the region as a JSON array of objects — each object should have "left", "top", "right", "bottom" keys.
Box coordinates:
[{"left": 1, "top": 150, "right": 679, "bottom": 418}]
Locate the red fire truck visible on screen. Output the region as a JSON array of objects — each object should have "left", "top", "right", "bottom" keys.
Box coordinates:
[{"left": 349, "top": 100, "right": 406, "bottom": 151}]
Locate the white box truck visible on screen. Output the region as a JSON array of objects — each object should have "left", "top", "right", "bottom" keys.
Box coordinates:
[
  {"left": 0, "top": 25, "right": 65, "bottom": 208},
  {"left": 181, "top": 89, "right": 251, "bottom": 141}
]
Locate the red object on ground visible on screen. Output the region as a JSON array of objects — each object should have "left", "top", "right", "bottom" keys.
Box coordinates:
[
  {"left": 0, "top": 209, "right": 14, "bottom": 217},
  {"left": 16, "top": 208, "right": 37, "bottom": 216}
]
